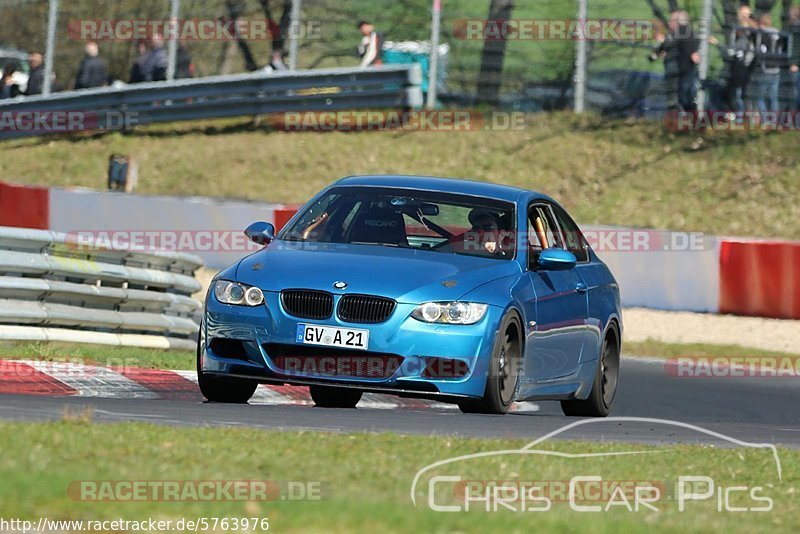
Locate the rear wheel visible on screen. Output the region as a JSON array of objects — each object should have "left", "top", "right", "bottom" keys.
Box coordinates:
[
  {"left": 310, "top": 385, "right": 363, "bottom": 408},
  {"left": 196, "top": 330, "right": 258, "bottom": 404},
  {"left": 560, "top": 326, "right": 620, "bottom": 417},
  {"left": 458, "top": 314, "right": 521, "bottom": 415}
]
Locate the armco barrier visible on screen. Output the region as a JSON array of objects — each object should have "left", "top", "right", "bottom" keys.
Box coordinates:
[
  {"left": 0, "top": 64, "right": 424, "bottom": 140},
  {"left": 0, "top": 226, "right": 203, "bottom": 350}
]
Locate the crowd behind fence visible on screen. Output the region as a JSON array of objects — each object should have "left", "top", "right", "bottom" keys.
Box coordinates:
[{"left": 1, "top": 0, "right": 800, "bottom": 121}]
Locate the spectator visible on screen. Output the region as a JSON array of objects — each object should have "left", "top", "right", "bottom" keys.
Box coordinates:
[
  {"left": 175, "top": 44, "right": 194, "bottom": 79},
  {"left": 724, "top": 5, "right": 756, "bottom": 113},
  {"left": 268, "top": 16, "right": 284, "bottom": 58},
  {"left": 74, "top": 41, "right": 108, "bottom": 90},
  {"left": 653, "top": 10, "right": 700, "bottom": 111},
  {"left": 268, "top": 49, "right": 287, "bottom": 71},
  {"left": 0, "top": 65, "right": 16, "bottom": 99},
  {"left": 754, "top": 13, "right": 781, "bottom": 113},
  {"left": 25, "top": 52, "right": 44, "bottom": 95},
  {"left": 789, "top": 6, "right": 800, "bottom": 108},
  {"left": 143, "top": 34, "right": 168, "bottom": 81},
  {"left": 129, "top": 41, "right": 148, "bottom": 83},
  {"left": 357, "top": 20, "right": 383, "bottom": 68}
]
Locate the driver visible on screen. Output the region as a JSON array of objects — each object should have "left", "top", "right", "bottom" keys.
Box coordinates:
[{"left": 467, "top": 209, "right": 502, "bottom": 255}]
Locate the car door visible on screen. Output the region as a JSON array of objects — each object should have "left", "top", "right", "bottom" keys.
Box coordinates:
[
  {"left": 522, "top": 203, "right": 589, "bottom": 382},
  {"left": 549, "top": 202, "right": 605, "bottom": 362}
]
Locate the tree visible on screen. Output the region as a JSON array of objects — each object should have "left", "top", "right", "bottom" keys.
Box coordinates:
[{"left": 476, "top": 0, "right": 515, "bottom": 105}]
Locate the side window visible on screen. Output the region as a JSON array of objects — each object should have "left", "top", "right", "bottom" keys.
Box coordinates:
[
  {"left": 284, "top": 193, "right": 337, "bottom": 240},
  {"left": 549, "top": 204, "right": 590, "bottom": 263},
  {"left": 527, "top": 204, "right": 564, "bottom": 266}
]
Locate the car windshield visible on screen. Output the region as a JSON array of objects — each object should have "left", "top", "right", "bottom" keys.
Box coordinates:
[{"left": 280, "top": 186, "right": 516, "bottom": 260}]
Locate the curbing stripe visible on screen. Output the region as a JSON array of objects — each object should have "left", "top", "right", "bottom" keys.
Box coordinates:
[
  {"left": 3, "top": 360, "right": 539, "bottom": 412},
  {"left": 0, "top": 360, "right": 77, "bottom": 396},
  {"left": 25, "top": 360, "right": 159, "bottom": 399}
]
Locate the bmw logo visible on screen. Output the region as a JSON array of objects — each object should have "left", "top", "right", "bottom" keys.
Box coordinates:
[{"left": 333, "top": 281, "right": 348, "bottom": 290}]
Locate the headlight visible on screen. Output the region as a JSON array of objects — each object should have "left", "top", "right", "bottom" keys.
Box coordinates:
[
  {"left": 213, "top": 280, "right": 264, "bottom": 306},
  {"left": 411, "top": 302, "right": 488, "bottom": 325}
]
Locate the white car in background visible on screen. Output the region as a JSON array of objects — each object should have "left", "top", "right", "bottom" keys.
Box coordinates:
[{"left": 0, "top": 47, "right": 30, "bottom": 95}]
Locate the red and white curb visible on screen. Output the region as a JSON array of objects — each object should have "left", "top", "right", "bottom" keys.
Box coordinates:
[{"left": 0, "top": 360, "right": 540, "bottom": 412}]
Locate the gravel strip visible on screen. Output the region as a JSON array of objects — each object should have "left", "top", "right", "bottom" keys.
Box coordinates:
[{"left": 623, "top": 307, "right": 800, "bottom": 354}]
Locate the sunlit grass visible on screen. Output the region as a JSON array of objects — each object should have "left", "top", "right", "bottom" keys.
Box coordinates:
[{"left": 2, "top": 113, "right": 798, "bottom": 239}]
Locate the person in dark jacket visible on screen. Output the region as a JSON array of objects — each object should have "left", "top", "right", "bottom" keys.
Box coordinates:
[
  {"left": 753, "top": 14, "right": 782, "bottom": 113},
  {"left": 175, "top": 45, "right": 194, "bottom": 79},
  {"left": 74, "top": 42, "right": 108, "bottom": 90},
  {"left": 129, "top": 41, "right": 148, "bottom": 83},
  {"left": 789, "top": 6, "right": 800, "bottom": 110},
  {"left": 723, "top": 5, "right": 756, "bottom": 113},
  {"left": 0, "top": 65, "right": 16, "bottom": 99},
  {"left": 25, "top": 52, "right": 44, "bottom": 95},
  {"left": 143, "top": 35, "right": 168, "bottom": 81},
  {"left": 652, "top": 10, "right": 700, "bottom": 111}
]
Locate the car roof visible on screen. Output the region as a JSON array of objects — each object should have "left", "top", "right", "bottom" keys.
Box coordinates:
[
  {"left": 0, "top": 48, "right": 29, "bottom": 61},
  {"left": 334, "top": 175, "right": 553, "bottom": 204}
]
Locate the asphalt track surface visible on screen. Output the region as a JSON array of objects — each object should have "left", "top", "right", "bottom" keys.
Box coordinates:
[{"left": 1, "top": 358, "right": 798, "bottom": 448}]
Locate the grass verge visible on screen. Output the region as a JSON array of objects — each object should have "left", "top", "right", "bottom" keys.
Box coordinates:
[
  {"left": 3, "top": 113, "right": 800, "bottom": 239},
  {"left": 624, "top": 340, "right": 800, "bottom": 360},
  {"left": 0, "top": 341, "right": 194, "bottom": 370},
  {"left": 0, "top": 421, "right": 795, "bottom": 532}
]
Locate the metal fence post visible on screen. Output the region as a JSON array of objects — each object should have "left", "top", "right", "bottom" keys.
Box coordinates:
[
  {"left": 288, "top": 0, "right": 302, "bottom": 70},
  {"left": 696, "top": 0, "right": 713, "bottom": 112},
  {"left": 426, "top": 0, "right": 442, "bottom": 110},
  {"left": 43, "top": 0, "right": 58, "bottom": 95},
  {"left": 573, "top": 0, "right": 587, "bottom": 113},
  {"left": 167, "top": 0, "right": 181, "bottom": 82}
]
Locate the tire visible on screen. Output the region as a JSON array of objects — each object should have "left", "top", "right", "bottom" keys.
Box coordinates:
[
  {"left": 458, "top": 313, "right": 522, "bottom": 415},
  {"left": 309, "top": 385, "right": 363, "bottom": 408},
  {"left": 196, "top": 330, "right": 258, "bottom": 404},
  {"left": 561, "top": 325, "right": 620, "bottom": 417}
]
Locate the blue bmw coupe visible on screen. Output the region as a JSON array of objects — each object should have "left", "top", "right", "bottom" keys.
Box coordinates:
[{"left": 199, "top": 175, "right": 622, "bottom": 416}]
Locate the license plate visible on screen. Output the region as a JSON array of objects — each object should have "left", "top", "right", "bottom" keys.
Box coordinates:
[{"left": 296, "top": 324, "right": 369, "bottom": 350}]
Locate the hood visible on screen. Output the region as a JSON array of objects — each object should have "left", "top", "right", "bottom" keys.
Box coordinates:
[{"left": 234, "top": 240, "right": 521, "bottom": 304}]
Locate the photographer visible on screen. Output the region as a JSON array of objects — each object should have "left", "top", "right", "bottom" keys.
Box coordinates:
[
  {"left": 753, "top": 13, "right": 782, "bottom": 113},
  {"left": 651, "top": 10, "right": 700, "bottom": 111},
  {"left": 723, "top": 5, "right": 757, "bottom": 113}
]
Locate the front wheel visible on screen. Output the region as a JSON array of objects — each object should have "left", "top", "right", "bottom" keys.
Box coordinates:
[
  {"left": 197, "top": 331, "right": 258, "bottom": 403},
  {"left": 310, "top": 385, "right": 362, "bottom": 408},
  {"left": 458, "top": 314, "right": 521, "bottom": 415},
  {"left": 561, "top": 326, "right": 620, "bottom": 417}
]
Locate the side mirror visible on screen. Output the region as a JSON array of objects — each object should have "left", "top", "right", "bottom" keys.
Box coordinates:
[
  {"left": 244, "top": 221, "right": 276, "bottom": 245},
  {"left": 537, "top": 248, "right": 577, "bottom": 271}
]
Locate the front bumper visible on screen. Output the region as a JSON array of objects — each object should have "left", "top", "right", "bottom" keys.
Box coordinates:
[{"left": 201, "top": 291, "right": 504, "bottom": 398}]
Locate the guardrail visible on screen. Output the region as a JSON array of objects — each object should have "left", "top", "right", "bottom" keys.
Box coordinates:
[
  {"left": 0, "top": 64, "right": 424, "bottom": 140},
  {"left": 0, "top": 226, "right": 204, "bottom": 350}
]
